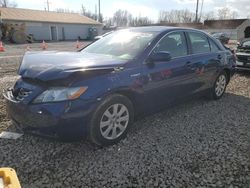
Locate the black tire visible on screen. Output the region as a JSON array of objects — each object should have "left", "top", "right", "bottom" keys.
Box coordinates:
[
  {"left": 88, "top": 94, "right": 134, "bottom": 146},
  {"left": 210, "top": 71, "right": 228, "bottom": 100}
]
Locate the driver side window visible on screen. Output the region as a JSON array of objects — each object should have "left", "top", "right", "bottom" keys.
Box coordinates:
[{"left": 154, "top": 32, "right": 188, "bottom": 58}]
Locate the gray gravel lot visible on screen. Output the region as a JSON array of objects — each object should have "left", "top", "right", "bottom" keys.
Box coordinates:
[
  {"left": 0, "top": 43, "right": 249, "bottom": 187},
  {"left": 0, "top": 41, "right": 90, "bottom": 57}
]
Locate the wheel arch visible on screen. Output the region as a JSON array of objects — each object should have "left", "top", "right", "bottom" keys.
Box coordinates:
[
  {"left": 113, "top": 89, "right": 137, "bottom": 112},
  {"left": 223, "top": 68, "right": 231, "bottom": 84}
]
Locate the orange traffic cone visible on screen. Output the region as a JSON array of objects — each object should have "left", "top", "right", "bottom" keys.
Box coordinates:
[
  {"left": 41, "top": 40, "right": 47, "bottom": 50},
  {"left": 26, "top": 45, "right": 31, "bottom": 51},
  {"left": 75, "top": 40, "right": 80, "bottom": 49},
  {"left": 0, "top": 41, "right": 5, "bottom": 52}
]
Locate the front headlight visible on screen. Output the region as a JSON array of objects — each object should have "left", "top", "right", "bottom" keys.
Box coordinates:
[{"left": 33, "top": 87, "right": 88, "bottom": 103}]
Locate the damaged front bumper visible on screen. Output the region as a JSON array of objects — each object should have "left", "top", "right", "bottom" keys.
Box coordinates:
[{"left": 3, "top": 89, "right": 97, "bottom": 141}]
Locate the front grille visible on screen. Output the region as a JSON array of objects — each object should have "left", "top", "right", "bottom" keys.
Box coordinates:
[
  {"left": 237, "top": 49, "right": 250, "bottom": 53},
  {"left": 13, "top": 88, "right": 32, "bottom": 101},
  {"left": 237, "top": 55, "right": 250, "bottom": 63}
]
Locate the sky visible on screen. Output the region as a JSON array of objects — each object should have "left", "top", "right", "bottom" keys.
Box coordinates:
[{"left": 14, "top": 0, "right": 250, "bottom": 21}]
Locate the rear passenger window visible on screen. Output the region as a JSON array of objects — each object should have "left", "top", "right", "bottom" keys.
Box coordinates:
[
  {"left": 188, "top": 32, "right": 210, "bottom": 54},
  {"left": 209, "top": 39, "right": 220, "bottom": 52}
]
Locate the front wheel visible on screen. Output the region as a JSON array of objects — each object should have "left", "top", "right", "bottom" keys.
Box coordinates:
[
  {"left": 211, "top": 71, "right": 228, "bottom": 100},
  {"left": 89, "top": 94, "right": 134, "bottom": 146}
]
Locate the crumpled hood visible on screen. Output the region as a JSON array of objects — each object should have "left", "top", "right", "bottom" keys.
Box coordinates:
[{"left": 19, "top": 51, "right": 127, "bottom": 81}]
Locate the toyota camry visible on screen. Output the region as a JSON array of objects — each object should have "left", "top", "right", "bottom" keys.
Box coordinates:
[{"left": 4, "top": 27, "right": 235, "bottom": 146}]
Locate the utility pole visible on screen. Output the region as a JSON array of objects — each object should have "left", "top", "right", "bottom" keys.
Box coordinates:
[
  {"left": 98, "top": 0, "right": 101, "bottom": 23},
  {"left": 46, "top": 0, "right": 50, "bottom": 11},
  {"left": 195, "top": 0, "right": 199, "bottom": 23},
  {"left": 199, "top": 0, "right": 204, "bottom": 22},
  {"left": 95, "top": 4, "right": 97, "bottom": 21}
]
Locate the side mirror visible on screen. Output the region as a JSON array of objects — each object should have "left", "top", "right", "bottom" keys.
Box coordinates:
[{"left": 148, "top": 51, "right": 172, "bottom": 63}]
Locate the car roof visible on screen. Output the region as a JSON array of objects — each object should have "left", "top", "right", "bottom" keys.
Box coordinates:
[
  {"left": 121, "top": 26, "right": 206, "bottom": 34},
  {"left": 127, "top": 26, "right": 176, "bottom": 32}
]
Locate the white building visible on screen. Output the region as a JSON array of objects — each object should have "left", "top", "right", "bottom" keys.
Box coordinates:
[{"left": 0, "top": 7, "right": 102, "bottom": 41}]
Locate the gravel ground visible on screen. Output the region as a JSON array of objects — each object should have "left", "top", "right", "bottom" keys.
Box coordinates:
[
  {"left": 0, "top": 41, "right": 90, "bottom": 57},
  {"left": 0, "top": 45, "right": 249, "bottom": 187}
]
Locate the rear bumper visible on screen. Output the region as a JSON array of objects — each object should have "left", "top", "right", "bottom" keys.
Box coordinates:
[{"left": 3, "top": 90, "right": 98, "bottom": 140}]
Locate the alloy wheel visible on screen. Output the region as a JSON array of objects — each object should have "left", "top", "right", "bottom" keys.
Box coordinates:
[
  {"left": 100, "top": 103, "right": 129, "bottom": 140},
  {"left": 215, "top": 74, "right": 226, "bottom": 97}
]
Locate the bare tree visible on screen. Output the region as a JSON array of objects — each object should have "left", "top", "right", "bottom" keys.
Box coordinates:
[
  {"left": 202, "top": 11, "right": 216, "bottom": 21},
  {"left": 231, "top": 11, "right": 238, "bottom": 19},
  {"left": 217, "top": 7, "right": 238, "bottom": 19},
  {"left": 81, "top": 5, "right": 103, "bottom": 23},
  {"left": 159, "top": 9, "right": 195, "bottom": 23},
  {"left": 159, "top": 8, "right": 238, "bottom": 23},
  {"left": 105, "top": 10, "right": 152, "bottom": 27},
  {"left": 113, "top": 10, "right": 132, "bottom": 27},
  {"left": 130, "top": 17, "right": 153, "bottom": 26},
  {"left": 217, "top": 8, "right": 229, "bottom": 19},
  {"left": 0, "top": 0, "right": 17, "bottom": 7},
  {"left": 182, "top": 9, "right": 195, "bottom": 23},
  {"left": 81, "top": 4, "right": 86, "bottom": 15},
  {"left": 104, "top": 17, "right": 113, "bottom": 27},
  {"left": 159, "top": 11, "right": 172, "bottom": 23},
  {"left": 56, "top": 8, "right": 76, "bottom": 13},
  {"left": 159, "top": 10, "right": 180, "bottom": 23}
]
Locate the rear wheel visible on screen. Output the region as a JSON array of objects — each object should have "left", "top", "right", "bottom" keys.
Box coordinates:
[
  {"left": 211, "top": 71, "right": 228, "bottom": 100},
  {"left": 89, "top": 94, "right": 134, "bottom": 146}
]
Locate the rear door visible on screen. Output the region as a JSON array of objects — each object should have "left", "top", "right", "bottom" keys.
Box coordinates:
[
  {"left": 186, "top": 31, "right": 221, "bottom": 93},
  {"left": 141, "top": 31, "right": 197, "bottom": 110}
]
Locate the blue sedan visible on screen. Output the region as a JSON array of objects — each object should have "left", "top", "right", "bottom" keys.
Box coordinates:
[{"left": 4, "top": 27, "right": 235, "bottom": 146}]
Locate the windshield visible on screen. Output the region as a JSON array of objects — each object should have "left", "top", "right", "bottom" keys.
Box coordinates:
[
  {"left": 82, "top": 30, "right": 157, "bottom": 60},
  {"left": 242, "top": 40, "right": 250, "bottom": 47}
]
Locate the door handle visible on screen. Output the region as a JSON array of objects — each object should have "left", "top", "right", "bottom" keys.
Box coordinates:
[
  {"left": 186, "top": 61, "right": 192, "bottom": 67},
  {"left": 217, "top": 54, "right": 222, "bottom": 60},
  {"left": 186, "top": 62, "right": 196, "bottom": 71}
]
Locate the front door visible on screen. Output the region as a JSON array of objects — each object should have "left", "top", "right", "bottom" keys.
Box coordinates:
[
  {"left": 50, "top": 26, "right": 57, "bottom": 41},
  {"left": 141, "top": 31, "right": 197, "bottom": 111}
]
